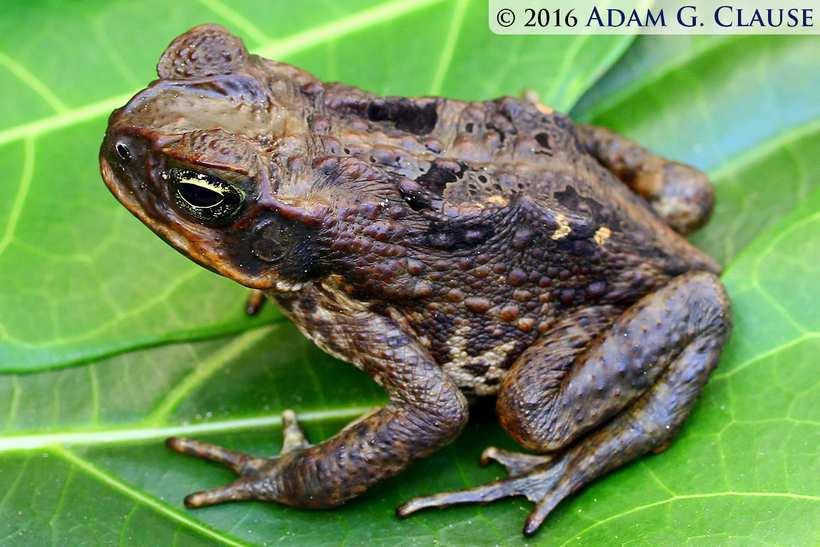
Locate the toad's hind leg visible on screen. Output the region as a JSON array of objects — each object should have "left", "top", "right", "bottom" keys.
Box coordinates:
[
  {"left": 577, "top": 124, "right": 715, "bottom": 235},
  {"left": 398, "top": 271, "right": 732, "bottom": 536}
]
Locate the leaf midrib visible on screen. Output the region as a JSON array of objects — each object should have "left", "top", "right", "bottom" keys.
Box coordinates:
[{"left": 0, "top": 406, "right": 371, "bottom": 452}]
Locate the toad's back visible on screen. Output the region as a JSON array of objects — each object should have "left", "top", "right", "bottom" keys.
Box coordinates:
[{"left": 269, "top": 71, "right": 720, "bottom": 394}]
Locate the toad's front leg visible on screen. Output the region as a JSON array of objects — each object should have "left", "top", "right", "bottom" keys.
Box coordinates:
[{"left": 167, "top": 293, "right": 468, "bottom": 509}]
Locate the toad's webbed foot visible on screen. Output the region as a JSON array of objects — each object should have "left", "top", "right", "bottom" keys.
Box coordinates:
[
  {"left": 398, "top": 446, "right": 568, "bottom": 536},
  {"left": 167, "top": 409, "right": 309, "bottom": 507},
  {"left": 398, "top": 406, "right": 673, "bottom": 538}
]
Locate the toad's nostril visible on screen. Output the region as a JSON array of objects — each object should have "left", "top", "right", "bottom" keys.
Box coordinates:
[{"left": 115, "top": 142, "right": 131, "bottom": 161}]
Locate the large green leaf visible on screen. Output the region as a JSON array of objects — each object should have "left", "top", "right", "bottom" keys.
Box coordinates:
[{"left": 1, "top": 1, "right": 819, "bottom": 546}]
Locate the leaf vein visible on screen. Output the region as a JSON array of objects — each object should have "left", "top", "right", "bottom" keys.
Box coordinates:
[
  {"left": 0, "top": 453, "right": 30, "bottom": 512},
  {"left": 194, "top": 0, "right": 271, "bottom": 45},
  {"left": 0, "top": 266, "right": 202, "bottom": 351},
  {"left": 146, "top": 326, "right": 276, "bottom": 425},
  {"left": 118, "top": 498, "right": 140, "bottom": 547},
  {"left": 428, "top": 0, "right": 469, "bottom": 96},
  {"left": 710, "top": 116, "right": 820, "bottom": 183},
  {"left": 0, "top": 138, "right": 35, "bottom": 259},
  {"left": 713, "top": 333, "right": 817, "bottom": 380},
  {"left": 0, "top": 50, "right": 67, "bottom": 113},
  {"left": 0, "top": 0, "right": 448, "bottom": 148},
  {"left": 89, "top": 365, "right": 101, "bottom": 425},
  {"left": 5, "top": 376, "right": 22, "bottom": 430},
  {"left": 47, "top": 461, "right": 75, "bottom": 541},
  {"left": 557, "top": 491, "right": 820, "bottom": 547},
  {"left": 0, "top": 406, "right": 370, "bottom": 451},
  {"left": 53, "top": 446, "right": 251, "bottom": 547},
  {"left": 577, "top": 35, "right": 740, "bottom": 123},
  {"left": 255, "top": 0, "right": 448, "bottom": 60},
  {"left": 544, "top": 33, "right": 591, "bottom": 112}
]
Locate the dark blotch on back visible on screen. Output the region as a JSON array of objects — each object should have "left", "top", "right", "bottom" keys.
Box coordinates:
[
  {"left": 426, "top": 222, "right": 494, "bottom": 250},
  {"left": 368, "top": 97, "right": 438, "bottom": 135},
  {"left": 554, "top": 185, "right": 620, "bottom": 231},
  {"left": 398, "top": 179, "right": 434, "bottom": 211},
  {"left": 416, "top": 160, "right": 462, "bottom": 192}
]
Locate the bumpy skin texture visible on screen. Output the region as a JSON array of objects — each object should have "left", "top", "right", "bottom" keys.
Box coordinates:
[{"left": 100, "top": 25, "right": 732, "bottom": 536}]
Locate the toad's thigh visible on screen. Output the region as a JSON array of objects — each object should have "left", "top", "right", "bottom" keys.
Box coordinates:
[{"left": 497, "top": 270, "right": 732, "bottom": 453}]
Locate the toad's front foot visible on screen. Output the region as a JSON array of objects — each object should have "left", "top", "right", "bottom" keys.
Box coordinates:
[
  {"left": 167, "top": 409, "right": 310, "bottom": 508},
  {"left": 397, "top": 446, "right": 571, "bottom": 537}
]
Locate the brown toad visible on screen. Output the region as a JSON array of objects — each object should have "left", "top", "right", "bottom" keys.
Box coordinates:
[{"left": 99, "top": 25, "right": 731, "bottom": 536}]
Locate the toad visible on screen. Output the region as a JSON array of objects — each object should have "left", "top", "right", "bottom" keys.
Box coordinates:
[{"left": 99, "top": 25, "right": 731, "bottom": 536}]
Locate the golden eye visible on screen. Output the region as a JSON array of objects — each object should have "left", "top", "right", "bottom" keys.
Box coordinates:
[{"left": 170, "top": 168, "right": 244, "bottom": 223}]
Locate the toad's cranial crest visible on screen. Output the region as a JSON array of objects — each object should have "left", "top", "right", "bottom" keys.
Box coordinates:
[{"left": 100, "top": 24, "right": 731, "bottom": 537}]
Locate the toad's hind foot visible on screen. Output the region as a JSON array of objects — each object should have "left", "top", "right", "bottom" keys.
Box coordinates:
[
  {"left": 398, "top": 423, "right": 665, "bottom": 538},
  {"left": 397, "top": 447, "right": 570, "bottom": 537},
  {"left": 397, "top": 351, "right": 713, "bottom": 537},
  {"left": 166, "top": 409, "right": 309, "bottom": 508}
]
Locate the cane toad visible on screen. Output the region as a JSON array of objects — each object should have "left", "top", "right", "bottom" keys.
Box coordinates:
[{"left": 100, "top": 25, "right": 731, "bottom": 536}]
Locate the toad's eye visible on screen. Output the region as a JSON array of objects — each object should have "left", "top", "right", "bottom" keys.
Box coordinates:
[{"left": 170, "top": 168, "right": 244, "bottom": 223}]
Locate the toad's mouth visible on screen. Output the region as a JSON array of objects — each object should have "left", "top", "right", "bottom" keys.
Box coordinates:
[{"left": 100, "top": 155, "right": 205, "bottom": 266}]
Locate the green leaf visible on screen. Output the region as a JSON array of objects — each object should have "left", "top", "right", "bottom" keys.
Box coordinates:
[
  {"left": 2, "top": 1, "right": 820, "bottom": 546},
  {"left": 572, "top": 34, "right": 820, "bottom": 266}
]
